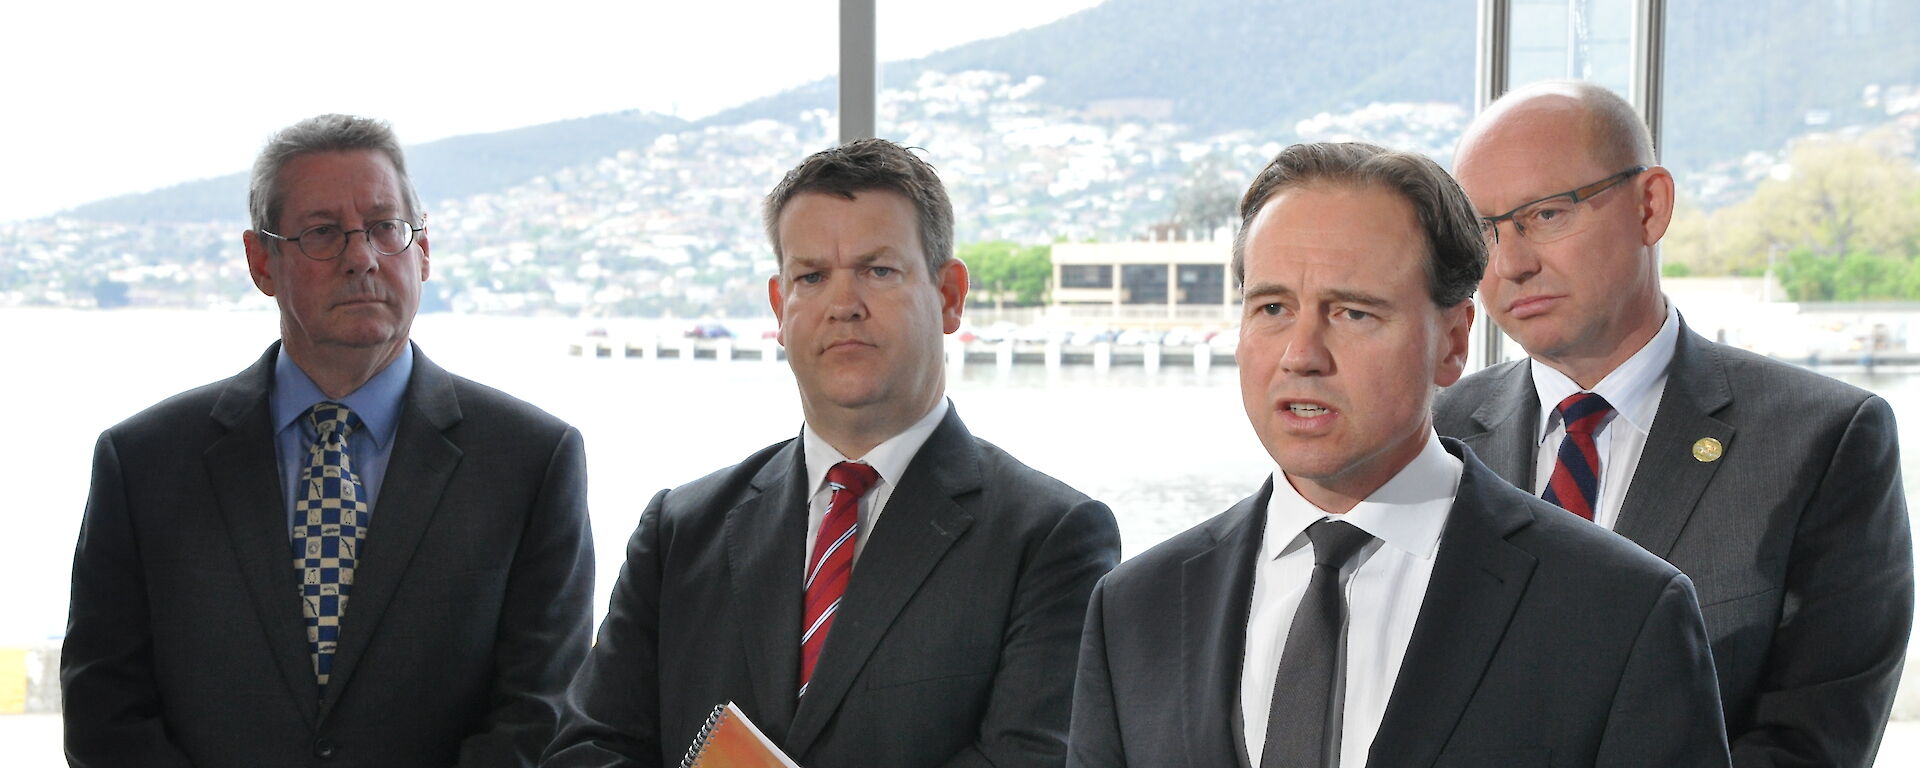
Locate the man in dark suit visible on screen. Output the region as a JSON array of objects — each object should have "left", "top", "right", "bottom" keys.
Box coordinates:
[
  {"left": 1067, "top": 142, "right": 1729, "bottom": 767},
  {"left": 543, "top": 138, "right": 1120, "bottom": 768},
  {"left": 1434, "top": 81, "right": 1913, "bottom": 767},
  {"left": 61, "top": 114, "right": 594, "bottom": 767}
]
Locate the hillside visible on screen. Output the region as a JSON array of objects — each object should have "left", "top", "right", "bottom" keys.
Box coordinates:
[
  {"left": 64, "top": 111, "right": 688, "bottom": 224},
  {"left": 6, "top": 0, "right": 1915, "bottom": 316},
  {"left": 55, "top": 0, "right": 1920, "bottom": 225},
  {"left": 711, "top": 0, "right": 1919, "bottom": 174}
]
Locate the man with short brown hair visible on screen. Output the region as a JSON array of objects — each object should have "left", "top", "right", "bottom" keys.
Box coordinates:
[
  {"left": 1068, "top": 141, "right": 1728, "bottom": 767},
  {"left": 546, "top": 138, "right": 1120, "bottom": 768}
]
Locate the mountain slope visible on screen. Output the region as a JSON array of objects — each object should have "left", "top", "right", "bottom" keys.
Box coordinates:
[{"left": 64, "top": 111, "right": 687, "bottom": 223}]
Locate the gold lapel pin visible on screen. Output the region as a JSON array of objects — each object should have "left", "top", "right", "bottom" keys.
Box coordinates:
[{"left": 1692, "top": 437, "right": 1724, "bottom": 463}]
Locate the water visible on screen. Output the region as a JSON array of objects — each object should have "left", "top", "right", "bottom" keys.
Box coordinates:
[
  {"left": 0, "top": 307, "right": 1275, "bottom": 647},
  {"left": 9, "top": 307, "right": 1920, "bottom": 762},
  {"left": 12, "top": 307, "right": 1920, "bottom": 643}
]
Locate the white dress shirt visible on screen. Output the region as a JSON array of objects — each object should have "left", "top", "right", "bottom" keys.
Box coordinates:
[
  {"left": 800, "top": 398, "right": 951, "bottom": 571},
  {"left": 1241, "top": 431, "right": 1461, "bottom": 768},
  {"left": 1528, "top": 303, "right": 1679, "bottom": 530}
]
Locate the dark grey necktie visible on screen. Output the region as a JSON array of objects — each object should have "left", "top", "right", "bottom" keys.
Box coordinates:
[{"left": 1261, "top": 519, "right": 1376, "bottom": 768}]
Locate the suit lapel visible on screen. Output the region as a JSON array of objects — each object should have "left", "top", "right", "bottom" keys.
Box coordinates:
[
  {"left": 319, "top": 347, "right": 464, "bottom": 720},
  {"left": 1183, "top": 485, "right": 1268, "bottom": 768},
  {"left": 784, "top": 409, "right": 979, "bottom": 758},
  {"left": 1460, "top": 361, "right": 1539, "bottom": 488},
  {"left": 725, "top": 441, "right": 810, "bottom": 740},
  {"left": 203, "top": 344, "right": 322, "bottom": 726},
  {"left": 1369, "top": 445, "right": 1538, "bottom": 768},
  {"left": 1614, "top": 323, "right": 1733, "bottom": 559}
]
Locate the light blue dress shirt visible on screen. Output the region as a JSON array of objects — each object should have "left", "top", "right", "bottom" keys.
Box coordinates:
[{"left": 270, "top": 344, "right": 413, "bottom": 534}]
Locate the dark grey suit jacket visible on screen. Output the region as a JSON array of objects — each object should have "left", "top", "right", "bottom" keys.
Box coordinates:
[
  {"left": 1067, "top": 439, "right": 1730, "bottom": 768},
  {"left": 542, "top": 406, "right": 1121, "bottom": 768},
  {"left": 62, "top": 343, "right": 595, "bottom": 768},
  {"left": 1435, "top": 320, "right": 1914, "bottom": 767}
]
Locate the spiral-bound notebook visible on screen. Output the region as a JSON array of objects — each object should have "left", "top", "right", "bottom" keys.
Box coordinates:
[{"left": 680, "top": 701, "right": 800, "bottom": 768}]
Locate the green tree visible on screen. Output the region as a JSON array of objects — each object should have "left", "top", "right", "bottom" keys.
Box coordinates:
[
  {"left": 1714, "top": 132, "right": 1920, "bottom": 279},
  {"left": 1672, "top": 131, "right": 1920, "bottom": 303},
  {"left": 1777, "top": 247, "right": 1838, "bottom": 301},
  {"left": 1661, "top": 194, "right": 1718, "bottom": 274},
  {"left": 957, "top": 241, "right": 1052, "bottom": 307}
]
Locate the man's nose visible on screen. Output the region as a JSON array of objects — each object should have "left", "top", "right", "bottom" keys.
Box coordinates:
[
  {"left": 337, "top": 228, "right": 382, "bottom": 273},
  {"left": 1487, "top": 227, "right": 1540, "bottom": 282},
  {"left": 1279, "top": 316, "right": 1332, "bottom": 377},
  {"left": 827, "top": 272, "right": 866, "bottom": 321}
]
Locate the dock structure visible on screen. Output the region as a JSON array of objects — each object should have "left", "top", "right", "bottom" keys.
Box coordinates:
[{"left": 568, "top": 336, "right": 1241, "bottom": 369}]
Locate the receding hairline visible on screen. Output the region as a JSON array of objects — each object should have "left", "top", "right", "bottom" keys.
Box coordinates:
[
  {"left": 1241, "top": 177, "right": 1428, "bottom": 261},
  {"left": 1461, "top": 81, "right": 1655, "bottom": 172}
]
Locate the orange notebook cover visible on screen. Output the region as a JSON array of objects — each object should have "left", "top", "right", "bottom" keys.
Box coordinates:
[{"left": 680, "top": 701, "right": 801, "bottom": 768}]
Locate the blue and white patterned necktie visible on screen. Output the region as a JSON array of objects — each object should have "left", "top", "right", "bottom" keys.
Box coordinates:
[{"left": 292, "top": 401, "right": 371, "bottom": 692}]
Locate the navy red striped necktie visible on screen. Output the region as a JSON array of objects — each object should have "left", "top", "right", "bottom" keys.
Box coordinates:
[
  {"left": 1542, "top": 392, "right": 1615, "bottom": 521},
  {"left": 800, "top": 461, "right": 880, "bottom": 698}
]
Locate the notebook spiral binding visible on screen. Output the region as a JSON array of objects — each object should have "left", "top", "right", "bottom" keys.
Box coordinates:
[{"left": 679, "top": 704, "right": 730, "bottom": 768}]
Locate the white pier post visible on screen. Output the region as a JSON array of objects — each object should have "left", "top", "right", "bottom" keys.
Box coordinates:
[
  {"left": 1093, "top": 342, "right": 1113, "bottom": 373},
  {"left": 1193, "top": 343, "right": 1212, "bottom": 373}
]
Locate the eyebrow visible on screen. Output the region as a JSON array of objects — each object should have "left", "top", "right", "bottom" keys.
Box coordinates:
[
  {"left": 1241, "top": 281, "right": 1294, "bottom": 303},
  {"left": 291, "top": 202, "right": 404, "bottom": 223},
  {"left": 1323, "top": 288, "right": 1392, "bottom": 308},
  {"left": 786, "top": 247, "right": 903, "bottom": 272},
  {"left": 1242, "top": 282, "right": 1392, "bottom": 308}
]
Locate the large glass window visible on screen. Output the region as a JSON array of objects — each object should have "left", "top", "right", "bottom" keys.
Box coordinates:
[
  {"left": 1658, "top": 0, "right": 1920, "bottom": 728},
  {"left": 0, "top": 2, "right": 837, "bottom": 738},
  {"left": 1508, "top": 0, "right": 1635, "bottom": 96},
  {"left": 878, "top": 0, "right": 1479, "bottom": 553},
  {"left": 9, "top": 1, "right": 1917, "bottom": 761}
]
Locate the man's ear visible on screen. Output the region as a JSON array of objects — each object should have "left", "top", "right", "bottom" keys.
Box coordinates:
[
  {"left": 767, "top": 274, "right": 787, "bottom": 347},
  {"left": 416, "top": 232, "right": 430, "bottom": 282},
  {"left": 1434, "top": 299, "right": 1475, "bottom": 388},
  {"left": 937, "top": 258, "right": 968, "bottom": 334},
  {"left": 243, "top": 230, "right": 276, "bottom": 297},
  {"left": 1639, "top": 165, "right": 1676, "bottom": 246}
]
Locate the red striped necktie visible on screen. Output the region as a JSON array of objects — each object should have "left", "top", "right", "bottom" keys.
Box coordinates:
[
  {"left": 799, "top": 461, "right": 881, "bottom": 698},
  {"left": 1542, "top": 392, "right": 1615, "bottom": 521}
]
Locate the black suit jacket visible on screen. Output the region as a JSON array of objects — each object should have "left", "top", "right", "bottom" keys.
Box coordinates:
[
  {"left": 1067, "top": 439, "right": 1730, "bottom": 768},
  {"left": 1435, "top": 319, "right": 1914, "bottom": 767},
  {"left": 62, "top": 343, "right": 595, "bottom": 767},
  {"left": 543, "top": 406, "right": 1121, "bottom": 768}
]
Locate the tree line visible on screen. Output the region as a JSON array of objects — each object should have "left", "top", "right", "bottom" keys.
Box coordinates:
[{"left": 1665, "top": 128, "right": 1920, "bottom": 302}]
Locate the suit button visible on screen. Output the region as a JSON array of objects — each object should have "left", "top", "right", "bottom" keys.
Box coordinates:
[{"left": 313, "top": 737, "right": 337, "bottom": 759}]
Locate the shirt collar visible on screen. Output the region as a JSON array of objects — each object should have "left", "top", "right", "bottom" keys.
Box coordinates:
[
  {"left": 801, "top": 398, "right": 951, "bottom": 495},
  {"left": 1529, "top": 300, "right": 1680, "bottom": 443},
  {"left": 270, "top": 343, "right": 413, "bottom": 449},
  {"left": 1262, "top": 430, "right": 1461, "bottom": 562}
]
